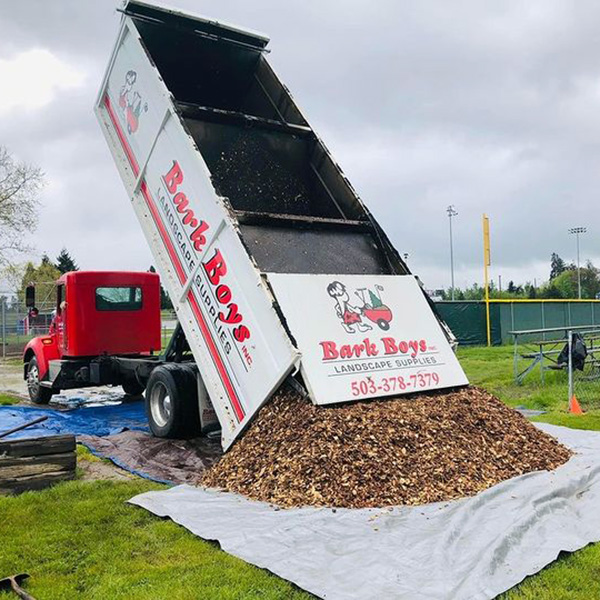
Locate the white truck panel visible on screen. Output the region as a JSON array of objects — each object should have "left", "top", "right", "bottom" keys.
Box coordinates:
[
  {"left": 95, "top": 19, "right": 299, "bottom": 449},
  {"left": 267, "top": 273, "right": 469, "bottom": 404}
]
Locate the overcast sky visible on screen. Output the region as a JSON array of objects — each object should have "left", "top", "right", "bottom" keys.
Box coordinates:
[{"left": 1, "top": 0, "right": 600, "bottom": 292}]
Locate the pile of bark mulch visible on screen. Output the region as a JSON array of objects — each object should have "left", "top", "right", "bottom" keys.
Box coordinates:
[{"left": 202, "top": 385, "right": 572, "bottom": 509}]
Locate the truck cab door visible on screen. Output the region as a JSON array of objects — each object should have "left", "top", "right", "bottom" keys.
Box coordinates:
[{"left": 55, "top": 283, "right": 67, "bottom": 354}]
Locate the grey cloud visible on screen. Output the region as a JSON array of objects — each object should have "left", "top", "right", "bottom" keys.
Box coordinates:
[{"left": 1, "top": 0, "right": 599, "bottom": 289}]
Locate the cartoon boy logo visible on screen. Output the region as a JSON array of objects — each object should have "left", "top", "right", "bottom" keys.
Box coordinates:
[
  {"left": 118, "top": 70, "right": 148, "bottom": 134},
  {"left": 327, "top": 281, "right": 372, "bottom": 334},
  {"left": 327, "top": 281, "right": 394, "bottom": 333}
]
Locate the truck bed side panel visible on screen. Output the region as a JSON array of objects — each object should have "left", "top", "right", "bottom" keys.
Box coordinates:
[{"left": 95, "top": 20, "right": 299, "bottom": 448}]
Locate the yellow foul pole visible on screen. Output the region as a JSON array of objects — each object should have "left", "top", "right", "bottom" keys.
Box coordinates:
[{"left": 483, "top": 214, "right": 491, "bottom": 346}]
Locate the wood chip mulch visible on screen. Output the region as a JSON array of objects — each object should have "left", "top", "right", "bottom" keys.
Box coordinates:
[{"left": 202, "top": 385, "right": 572, "bottom": 509}]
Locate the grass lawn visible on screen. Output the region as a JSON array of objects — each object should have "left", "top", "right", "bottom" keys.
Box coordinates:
[
  {"left": 0, "top": 478, "right": 310, "bottom": 600},
  {"left": 0, "top": 450, "right": 309, "bottom": 599},
  {"left": 1, "top": 357, "right": 23, "bottom": 366},
  {"left": 457, "top": 345, "right": 600, "bottom": 430},
  {"left": 1, "top": 345, "right": 600, "bottom": 599},
  {"left": 0, "top": 392, "right": 21, "bottom": 406}
]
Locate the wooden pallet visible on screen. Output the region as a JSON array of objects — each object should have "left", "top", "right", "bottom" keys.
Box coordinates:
[{"left": 0, "top": 435, "right": 76, "bottom": 494}]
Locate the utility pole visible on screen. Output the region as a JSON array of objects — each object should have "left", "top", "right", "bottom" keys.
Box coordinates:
[
  {"left": 447, "top": 205, "right": 458, "bottom": 300},
  {"left": 568, "top": 227, "right": 587, "bottom": 299}
]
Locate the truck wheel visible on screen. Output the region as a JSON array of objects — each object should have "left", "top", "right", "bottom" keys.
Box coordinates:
[
  {"left": 145, "top": 364, "right": 200, "bottom": 438},
  {"left": 26, "top": 356, "right": 53, "bottom": 404},
  {"left": 122, "top": 381, "right": 145, "bottom": 397}
]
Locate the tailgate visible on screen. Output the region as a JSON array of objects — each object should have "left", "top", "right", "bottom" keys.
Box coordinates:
[{"left": 267, "top": 273, "right": 469, "bottom": 404}]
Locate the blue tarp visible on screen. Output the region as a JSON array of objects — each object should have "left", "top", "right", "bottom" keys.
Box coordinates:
[{"left": 0, "top": 401, "right": 149, "bottom": 439}]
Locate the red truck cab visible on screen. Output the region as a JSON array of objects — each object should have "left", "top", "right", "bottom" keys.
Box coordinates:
[{"left": 24, "top": 271, "right": 161, "bottom": 403}]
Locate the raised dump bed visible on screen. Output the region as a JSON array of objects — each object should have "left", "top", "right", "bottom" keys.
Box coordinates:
[{"left": 96, "top": 1, "right": 468, "bottom": 449}]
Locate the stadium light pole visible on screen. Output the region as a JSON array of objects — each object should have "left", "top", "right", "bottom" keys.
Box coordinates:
[
  {"left": 447, "top": 205, "right": 458, "bottom": 300},
  {"left": 568, "top": 227, "right": 587, "bottom": 299}
]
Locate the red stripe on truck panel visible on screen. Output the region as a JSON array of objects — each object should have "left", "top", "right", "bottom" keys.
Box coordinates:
[
  {"left": 103, "top": 93, "right": 246, "bottom": 422},
  {"left": 185, "top": 290, "right": 247, "bottom": 420},
  {"left": 140, "top": 181, "right": 246, "bottom": 421},
  {"left": 104, "top": 95, "right": 140, "bottom": 174}
]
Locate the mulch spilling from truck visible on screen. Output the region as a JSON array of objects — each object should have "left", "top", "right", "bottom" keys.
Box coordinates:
[{"left": 202, "top": 385, "right": 571, "bottom": 509}]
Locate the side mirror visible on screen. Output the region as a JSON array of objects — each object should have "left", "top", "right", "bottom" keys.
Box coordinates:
[{"left": 25, "top": 285, "right": 35, "bottom": 308}]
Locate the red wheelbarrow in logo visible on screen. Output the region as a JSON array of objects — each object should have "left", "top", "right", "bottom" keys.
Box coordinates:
[{"left": 327, "top": 281, "right": 393, "bottom": 334}]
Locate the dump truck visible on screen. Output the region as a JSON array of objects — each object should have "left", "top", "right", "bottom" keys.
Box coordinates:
[
  {"left": 92, "top": 0, "right": 468, "bottom": 449},
  {"left": 23, "top": 271, "right": 162, "bottom": 404}
]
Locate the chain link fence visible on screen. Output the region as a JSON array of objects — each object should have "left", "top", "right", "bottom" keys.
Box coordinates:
[
  {"left": 568, "top": 329, "right": 600, "bottom": 412},
  {"left": 161, "top": 309, "right": 177, "bottom": 349},
  {"left": 0, "top": 292, "right": 54, "bottom": 358},
  {"left": 511, "top": 327, "right": 600, "bottom": 412}
]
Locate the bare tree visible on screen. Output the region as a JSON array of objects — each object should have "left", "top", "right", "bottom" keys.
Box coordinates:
[{"left": 0, "top": 146, "right": 45, "bottom": 266}]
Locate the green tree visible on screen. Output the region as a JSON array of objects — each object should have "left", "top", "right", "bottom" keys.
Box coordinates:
[
  {"left": 551, "top": 264, "right": 600, "bottom": 298},
  {"left": 539, "top": 281, "right": 563, "bottom": 299},
  {"left": 148, "top": 265, "right": 173, "bottom": 310},
  {"left": 550, "top": 252, "right": 567, "bottom": 280},
  {"left": 56, "top": 247, "right": 79, "bottom": 274},
  {"left": 551, "top": 271, "right": 577, "bottom": 298},
  {"left": 0, "top": 146, "right": 45, "bottom": 266},
  {"left": 463, "top": 283, "right": 484, "bottom": 300},
  {"left": 19, "top": 259, "right": 61, "bottom": 310}
]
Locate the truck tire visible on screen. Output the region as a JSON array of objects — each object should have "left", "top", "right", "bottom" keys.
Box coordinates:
[
  {"left": 145, "top": 363, "right": 200, "bottom": 438},
  {"left": 26, "top": 356, "right": 54, "bottom": 404},
  {"left": 122, "top": 381, "right": 145, "bottom": 397}
]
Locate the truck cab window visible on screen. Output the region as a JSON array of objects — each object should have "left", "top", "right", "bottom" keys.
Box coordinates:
[
  {"left": 56, "top": 284, "right": 64, "bottom": 316},
  {"left": 95, "top": 286, "right": 142, "bottom": 311}
]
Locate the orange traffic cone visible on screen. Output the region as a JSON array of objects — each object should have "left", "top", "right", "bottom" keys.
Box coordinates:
[{"left": 569, "top": 394, "right": 584, "bottom": 415}]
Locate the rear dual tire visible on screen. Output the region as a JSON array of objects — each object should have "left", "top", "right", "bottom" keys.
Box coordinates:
[{"left": 145, "top": 363, "right": 200, "bottom": 439}]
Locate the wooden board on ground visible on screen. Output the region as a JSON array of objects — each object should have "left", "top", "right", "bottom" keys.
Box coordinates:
[{"left": 0, "top": 434, "right": 76, "bottom": 494}]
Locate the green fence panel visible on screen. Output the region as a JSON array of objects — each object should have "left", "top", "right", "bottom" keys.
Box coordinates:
[
  {"left": 569, "top": 302, "right": 594, "bottom": 327},
  {"left": 543, "top": 303, "right": 568, "bottom": 330},
  {"left": 490, "top": 302, "right": 502, "bottom": 345},
  {"left": 435, "top": 301, "right": 600, "bottom": 346},
  {"left": 436, "top": 302, "right": 486, "bottom": 345},
  {"left": 498, "top": 305, "right": 513, "bottom": 344},
  {"left": 514, "top": 303, "right": 543, "bottom": 332}
]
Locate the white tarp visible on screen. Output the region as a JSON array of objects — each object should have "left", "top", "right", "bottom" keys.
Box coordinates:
[
  {"left": 267, "top": 274, "right": 468, "bottom": 405},
  {"left": 130, "top": 423, "right": 600, "bottom": 600}
]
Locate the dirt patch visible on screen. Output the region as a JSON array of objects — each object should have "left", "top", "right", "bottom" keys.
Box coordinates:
[
  {"left": 202, "top": 385, "right": 572, "bottom": 509},
  {"left": 78, "top": 457, "right": 137, "bottom": 482},
  {"left": 0, "top": 359, "right": 28, "bottom": 397}
]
